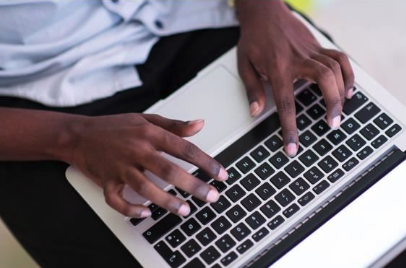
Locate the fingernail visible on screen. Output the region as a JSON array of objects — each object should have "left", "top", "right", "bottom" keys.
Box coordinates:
[
  {"left": 140, "top": 210, "right": 151, "bottom": 218},
  {"left": 206, "top": 189, "right": 219, "bottom": 202},
  {"left": 177, "top": 204, "right": 190, "bottom": 216},
  {"left": 346, "top": 88, "right": 354, "bottom": 99},
  {"left": 331, "top": 115, "right": 341, "bottom": 130},
  {"left": 218, "top": 167, "right": 228, "bottom": 181},
  {"left": 188, "top": 119, "right": 204, "bottom": 125},
  {"left": 286, "top": 143, "right": 297, "bottom": 157},
  {"left": 250, "top": 102, "right": 260, "bottom": 117}
]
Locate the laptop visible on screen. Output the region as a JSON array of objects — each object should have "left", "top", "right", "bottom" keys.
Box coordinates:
[{"left": 66, "top": 12, "right": 406, "bottom": 268}]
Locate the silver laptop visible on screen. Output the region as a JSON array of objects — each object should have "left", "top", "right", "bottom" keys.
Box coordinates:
[{"left": 65, "top": 13, "right": 406, "bottom": 268}]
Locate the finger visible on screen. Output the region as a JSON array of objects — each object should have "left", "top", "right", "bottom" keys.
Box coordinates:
[
  {"left": 104, "top": 181, "right": 151, "bottom": 218},
  {"left": 123, "top": 167, "right": 191, "bottom": 216},
  {"left": 299, "top": 59, "right": 342, "bottom": 129},
  {"left": 238, "top": 55, "right": 266, "bottom": 117},
  {"left": 269, "top": 69, "right": 298, "bottom": 157},
  {"left": 142, "top": 114, "right": 204, "bottom": 137},
  {"left": 312, "top": 53, "right": 345, "bottom": 106},
  {"left": 150, "top": 126, "right": 228, "bottom": 181},
  {"left": 320, "top": 49, "right": 355, "bottom": 99},
  {"left": 141, "top": 150, "right": 220, "bottom": 203}
]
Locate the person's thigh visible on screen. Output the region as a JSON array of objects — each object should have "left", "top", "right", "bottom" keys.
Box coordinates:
[{"left": 0, "top": 27, "right": 239, "bottom": 268}]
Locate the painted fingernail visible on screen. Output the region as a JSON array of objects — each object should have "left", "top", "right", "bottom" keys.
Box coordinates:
[
  {"left": 286, "top": 143, "right": 297, "bottom": 157},
  {"left": 331, "top": 115, "right": 341, "bottom": 130},
  {"left": 346, "top": 88, "right": 354, "bottom": 99},
  {"left": 140, "top": 210, "right": 151, "bottom": 218},
  {"left": 188, "top": 119, "right": 204, "bottom": 125},
  {"left": 250, "top": 102, "right": 260, "bottom": 117},
  {"left": 218, "top": 167, "right": 228, "bottom": 181},
  {"left": 206, "top": 189, "right": 219, "bottom": 202},
  {"left": 177, "top": 204, "right": 191, "bottom": 216}
]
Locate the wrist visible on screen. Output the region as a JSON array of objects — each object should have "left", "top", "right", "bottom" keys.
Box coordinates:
[{"left": 236, "top": 0, "right": 287, "bottom": 25}]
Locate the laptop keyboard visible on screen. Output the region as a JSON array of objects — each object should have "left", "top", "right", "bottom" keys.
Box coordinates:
[{"left": 131, "top": 84, "right": 402, "bottom": 268}]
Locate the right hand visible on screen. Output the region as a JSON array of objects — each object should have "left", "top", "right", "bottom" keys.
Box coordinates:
[{"left": 66, "top": 113, "right": 228, "bottom": 218}]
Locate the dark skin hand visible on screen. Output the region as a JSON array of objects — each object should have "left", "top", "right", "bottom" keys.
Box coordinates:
[{"left": 236, "top": 0, "right": 355, "bottom": 157}]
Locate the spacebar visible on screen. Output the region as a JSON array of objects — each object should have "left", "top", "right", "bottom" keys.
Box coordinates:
[
  {"left": 143, "top": 214, "right": 182, "bottom": 244},
  {"left": 215, "top": 112, "right": 281, "bottom": 168}
]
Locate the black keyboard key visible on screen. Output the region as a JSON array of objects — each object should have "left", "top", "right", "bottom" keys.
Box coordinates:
[
  {"left": 221, "top": 251, "right": 238, "bottom": 266},
  {"left": 309, "top": 84, "right": 323, "bottom": 96},
  {"left": 386, "top": 124, "right": 402, "bottom": 138},
  {"left": 241, "top": 173, "right": 261, "bottom": 191},
  {"left": 176, "top": 187, "right": 190, "bottom": 198},
  {"left": 313, "top": 180, "right": 330, "bottom": 194},
  {"left": 241, "top": 194, "right": 262, "bottom": 212},
  {"left": 130, "top": 218, "right": 145, "bottom": 226},
  {"left": 211, "top": 216, "right": 232, "bottom": 235},
  {"left": 265, "top": 135, "right": 283, "bottom": 152},
  {"left": 148, "top": 203, "right": 160, "bottom": 213},
  {"left": 193, "top": 169, "right": 211, "bottom": 183},
  {"left": 236, "top": 156, "right": 256, "bottom": 174},
  {"left": 196, "top": 207, "right": 216, "bottom": 225},
  {"left": 143, "top": 214, "right": 182, "bottom": 244},
  {"left": 231, "top": 222, "right": 251, "bottom": 241},
  {"left": 210, "top": 180, "right": 227, "bottom": 193},
  {"left": 260, "top": 200, "right": 281, "bottom": 218},
  {"left": 374, "top": 113, "right": 394, "bottom": 130},
  {"left": 275, "top": 189, "right": 295, "bottom": 207},
  {"left": 307, "top": 104, "right": 326, "bottom": 120},
  {"left": 154, "top": 241, "right": 186, "bottom": 268},
  {"left": 185, "top": 200, "right": 197, "bottom": 218},
  {"left": 296, "top": 101, "right": 304, "bottom": 114},
  {"left": 343, "top": 157, "right": 359, "bottom": 171},
  {"left": 226, "top": 184, "right": 246, "bottom": 202},
  {"left": 284, "top": 160, "right": 305, "bottom": 178},
  {"left": 298, "top": 88, "right": 317, "bottom": 106},
  {"left": 296, "top": 114, "right": 312, "bottom": 131},
  {"left": 152, "top": 207, "right": 168, "bottom": 220},
  {"left": 211, "top": 195, "right": 231, "bottom": 214},
  {"left": 269, "top": 151, "right": 290, "bottom": 169},
  {"left": 299, "top": 149, "right": 319, "bottom": 167},
  {"left": 304, "top": 166, "right": 324, "bottom": 184},
  {"left": 283, "top": 203, "right": 300, "bottom": 218},
  {"left": 355, "top": 102, "right": 381, "bottom": 123},
  {"left": 181, "top": 239, "right": 202, "bottom": 258},
  {"left": 192, "top": 196, "right": 206, "bottom": 207},
  {"left": 360, "top": 123, "right": 380, "bottom": 140},
  {"left": 215, "top": 234, "right": 236, "bottom": 253},
  {"left": 245, "top": 211, "right": 266, "bottom": 230},
  {"left": 318, "top": 155, "right": 338, "bottom": 173},
  {"left": 346, "top": 134, "right": 366, "bottom": 152},
  {"left": 357, "top": 146, "right": 374, "bottom": 160},
  {"left": 312, "top": 120, "right": 331, "bottom": 136},
  {"left": 313, "top": 139, "right": 333, "bottom": 156},
  {"left": 196, "top": 228, "right": 217, "bottom": 246},
  {"left": 300, "top": 130, "right": 317, "bottom": 147},
  {"left": 372, "top": 135, "right": 388, "bottom": 149},
  {"left": 226, "top": 205, "right": 247, "bottom": 223},
  {"left": 237, "top": 239, "right": 254, "bottom": 254},
  {"left": 201, "top": 246, "right": 221, "bottom": 265},
  {"left": 168, "top": 189, "right": 177, "bottom": 196},
  {"left": 252, "top": 227, "right": 270, "bottom": 242},
  {"left": 255, "top": 162, "right": 275, "bottom": 180},
  {"left": 256, "top": 182, "right": 276, "bottom": 200},
  {"left": 250, "top": 145, "right": 270, "bottom": 163},
  {"left": 327, "top": 129, "right": 347, "bottom": 145},
  {"left": 341, "top": 118, "right": 360, "bottom": 135},
  {"left": 289, "top": 177, "right": 310, "bottom": 196},
  {"left": 343, "top": 91, "right": 368, "bottom": 115},
  {"left": 268, "top": 215, "right": 285, "bottom": 230},
  {"left": 298, "top": 191, "right": 315, "bottom": 206},
  {"left": 226, "top": 167, "right": 242, "bottom": 185},
  {"left": 328, "top": 168, "right": 345, "bottom": 183},
  {"left": 166, "top": 229, "right": 186, "bottom": 248},
  {"left": 270, "top": 171, "right": 291, "bottom": 189},
  {"left": 332, "top": 145, "right": 352, "bottom": 162},
  {"left": 184, "top": 258, "right": 205, "bottom": 268},
  {"left": 181, "top": 218, "right": 201, "bottom": 236}
]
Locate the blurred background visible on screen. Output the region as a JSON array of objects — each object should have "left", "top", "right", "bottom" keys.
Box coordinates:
[{"left": 1, "top": 1, "right": 405, "bottom": 267}]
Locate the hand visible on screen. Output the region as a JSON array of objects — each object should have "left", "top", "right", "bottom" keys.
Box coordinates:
[
  {"left": 236, "top": 0, "right": 355, "bottom": 157},
  {"left": 67, "top": 113, "right": 228, "bottom": 218}
]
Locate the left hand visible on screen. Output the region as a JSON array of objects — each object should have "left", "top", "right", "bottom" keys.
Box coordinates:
[{"left": 236, "top": 0, "right": 355, "bottom": 157}]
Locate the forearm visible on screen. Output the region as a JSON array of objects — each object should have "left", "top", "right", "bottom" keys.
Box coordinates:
[{"left": 0, "top": 108, "right": 84, "bottom": 163}]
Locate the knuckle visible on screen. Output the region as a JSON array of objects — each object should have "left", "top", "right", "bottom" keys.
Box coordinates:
[
  {"left": 183, "top": 142, "right": 200, "bottom": 160},
  {"left": 276, "top": 97, "right": 294, "bottom": 114},
  {"left": 317, "top": 66, "right": 335, "bottom": 81},
  {"left": 134, "top": 180, "right": 150, "bottom": 196},
  {"left": 329, "top": 60, "right": 341, "bottom": 73},
  {"left": 336, "top": 51, "right": 349, "bottom": 63},
  {"left": 327, "top": 97, "right": 342, "bottom": 110},
  {"left": 140, "top": 123, "right": 156, "bottom": 138},
  {"left": 161, "top": 162, "right": 179, "bottom": 180}
]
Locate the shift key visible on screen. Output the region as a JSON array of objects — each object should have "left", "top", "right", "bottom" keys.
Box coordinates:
[{"left": 143, "top": 213, "right": 182, "bottom": 244}]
